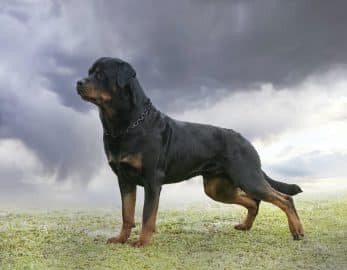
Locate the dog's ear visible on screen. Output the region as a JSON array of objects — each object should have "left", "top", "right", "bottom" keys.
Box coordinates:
[
  {"left": 116, "top": 62, "right": 136, "bottom": 88},
  {"left": 126, "top": 84, "right": 137, "bottom": 106}
]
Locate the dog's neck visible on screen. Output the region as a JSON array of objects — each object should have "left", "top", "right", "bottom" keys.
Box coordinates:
[{"left": 98, "top": 78, "right": 153, "bottom": 138}]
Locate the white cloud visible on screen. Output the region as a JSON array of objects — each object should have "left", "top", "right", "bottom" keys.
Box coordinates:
[
  {"left": 172, "top": 69, "right": 347, "bottom": 184},
  {"left": 0, "top": 139, "right": 45, "bottom": 184}
]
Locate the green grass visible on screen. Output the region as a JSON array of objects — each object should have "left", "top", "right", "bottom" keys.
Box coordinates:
[{"left": 1, "top": 195, "right": 346, "bottom": 270}]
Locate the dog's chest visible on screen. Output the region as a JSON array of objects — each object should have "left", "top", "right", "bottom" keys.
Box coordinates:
[
  {"left": 106, "top": 149, "right": 142, "bottom": 171},
  {"left": 104, "top": 136, "right": 144, "bottom": 170}
]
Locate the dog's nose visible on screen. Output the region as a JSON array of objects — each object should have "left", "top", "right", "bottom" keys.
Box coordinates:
[{"left": 76, "top": 80, "right": 85, "bottom": 95}]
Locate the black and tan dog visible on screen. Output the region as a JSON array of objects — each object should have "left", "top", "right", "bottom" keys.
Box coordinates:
[{"left": 76, "top": 57, "right": 304, "bottom": 247}]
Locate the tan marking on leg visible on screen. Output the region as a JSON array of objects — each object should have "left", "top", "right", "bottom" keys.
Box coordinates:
[
  {"left": 107, "top": 190, "right": 136, "bottom": 244},
  {"left": 232, "top": 191, "right": 258, "bottom": 230},
  {"left": 203, "top": 178, "right": 218, "bottom": 198},
  {"left": 122, "top": 191, "right": 136, "bottom": 228},
  {"left": 133, "top": 198, "right": 159, "bottom": 247},
  {"left": 203, "top": 176, "right": 237, "bottom": 202},
  {"left": 264, "top": 190, "right": 304, "bottom": 239},
  {"left": 203, "top": 177, "right": 259, "bottom": 230},
  {"left": 141, "top": 207, "right": 157, "bottom": 240}
]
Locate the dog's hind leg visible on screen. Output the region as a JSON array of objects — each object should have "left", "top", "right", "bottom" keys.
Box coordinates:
[
  {"left": 233, "top": 196, "right": 260, "bottom": 231},
  {"left": 203, "top": 176, "right": 260, "bottom": 230},
  {"left": 228, "top": 169, "right": 304, "bottom": 240}
]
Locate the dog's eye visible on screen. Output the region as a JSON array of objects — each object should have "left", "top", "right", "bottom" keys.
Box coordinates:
[{"left": 96, "top": 72, "right": 105, "bottom": 80}]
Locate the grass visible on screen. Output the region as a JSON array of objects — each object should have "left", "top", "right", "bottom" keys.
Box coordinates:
[{"left": 0, "top": 195, "right": 346, "bottom": 270}]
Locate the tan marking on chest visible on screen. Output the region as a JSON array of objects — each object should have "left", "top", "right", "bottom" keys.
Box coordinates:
[{"left": 120, "top": 153, "right": 142, "bottom": 170}]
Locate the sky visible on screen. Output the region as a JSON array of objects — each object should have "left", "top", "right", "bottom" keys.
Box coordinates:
[{"left": 0, "top": 0, "right": 347, "bottom": 208}]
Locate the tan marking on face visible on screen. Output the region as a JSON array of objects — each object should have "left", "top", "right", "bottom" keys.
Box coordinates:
[
  {"left": 82, "top": 83, "right": 112, "bottom": 102},
  {"left": 99, "top": 91, "right": 112, "bottom": 101},
  {"left": 120, "top": 153, "right": 142, "bottom": 170}
]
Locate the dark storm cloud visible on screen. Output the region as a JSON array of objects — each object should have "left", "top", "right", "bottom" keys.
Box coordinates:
[
  {"left": 0, "top": 88, "right": 105, "bottom": 183},
  {"left": 30, "top": 0, "right": 347, "bottom": 111},
  {"left": 0, "top": 0, "right": 347, "bottom": 191},
  {"left": 93, "top": 0, "right": 347, "bottom": 109},
  {"left": 40, "top": 51, "right": 93, "bottom": 111}
]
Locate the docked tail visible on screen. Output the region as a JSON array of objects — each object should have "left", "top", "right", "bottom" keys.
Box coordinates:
[{"left": 263, "top": 171, "right": 303, "bottom": 196}]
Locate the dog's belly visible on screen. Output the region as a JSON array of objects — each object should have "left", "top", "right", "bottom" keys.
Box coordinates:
[
  {"left": 163, "top": 159, "right": 226, "bottom": 184},
  {"left": 161, "top": 120, "right": 228, "bottom": 184}
]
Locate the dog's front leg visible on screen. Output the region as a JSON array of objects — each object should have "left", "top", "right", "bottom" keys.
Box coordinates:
[
  {"left": 107, "top": 181, "right": 136, "bottom": 244},
  {"left": 132, "top": 182, "right": 161, "bottom": 247}
]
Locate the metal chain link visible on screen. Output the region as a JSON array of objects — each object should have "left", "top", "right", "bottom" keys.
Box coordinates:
[{"left": 104, "top": 100, "right": 153, "bottom": 139}]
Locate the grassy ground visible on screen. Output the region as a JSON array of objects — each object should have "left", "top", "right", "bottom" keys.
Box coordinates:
[{"left": 0, "top": 195, "right": 346, "bottom": 270}]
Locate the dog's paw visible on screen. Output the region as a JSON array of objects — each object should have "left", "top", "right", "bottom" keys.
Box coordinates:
[
  {"left": 291, "top": 224, "right": 304, "bottom": 240},
  {"left": 234, "top": 223, "right": 252, "bottom": 231},
  {"left": 106, "top": 236, "right": 127, "bottom": 244},
  {"left": 131, "top": 238, "right": 150, "bottom": 248},
  {"left": 292, "top": 233, "right": 305, "bottom": 240}
]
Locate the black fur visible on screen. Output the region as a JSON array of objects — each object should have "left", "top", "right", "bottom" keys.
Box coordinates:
[
  {"left": 76, "top": 57, "right": 304, "bottom": 246},
  {"left": 263, "top": 172, "right": 303, "bottom": 195}
]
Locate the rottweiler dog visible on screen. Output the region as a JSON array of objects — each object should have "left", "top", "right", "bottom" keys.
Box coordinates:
[{"left": 76, "top": 57, "right": 304, "bottom": 247}]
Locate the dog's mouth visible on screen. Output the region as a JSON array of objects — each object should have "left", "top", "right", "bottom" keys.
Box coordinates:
[
  {"left": 77, "top": 88, "right": 111, "bottom": 105},
  {"left": 76, "top": 82, "right": 112, "bottom": 104},
  {"left": 80, "top": 95, "right": 97, "bottom": 102},
  {"left": 76, "top": 85, "right": 96, "bottom": 102},
  {"left": 78, "top": 93, "right": 98, "bottom": 103}
]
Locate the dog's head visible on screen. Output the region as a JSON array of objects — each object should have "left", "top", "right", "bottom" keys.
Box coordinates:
[{"left": 76, "top": 57, "right": 136, "bottom": 106}]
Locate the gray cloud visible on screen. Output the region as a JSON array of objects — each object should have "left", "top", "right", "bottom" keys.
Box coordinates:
[
  {"left": 271, "top": 151, "right": 347, "bottom": 179},
  {"left": 93, "top": 0, "right": 347, "bottom": 110},
  {"left": 0, "top": 0, "right": 347, "bottom": 198},
  {"left": 4, "top": 0, "right": 346, "bottom": 111}
]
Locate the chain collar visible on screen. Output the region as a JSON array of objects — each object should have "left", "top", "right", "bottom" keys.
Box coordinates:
[{"left": 104, "top": 100, "right": 153, "bottom": 139}]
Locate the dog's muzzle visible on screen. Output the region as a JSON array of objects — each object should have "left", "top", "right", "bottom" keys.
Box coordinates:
[{"left": 76, "top": 80, "right": 86, "bottom": 96}]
